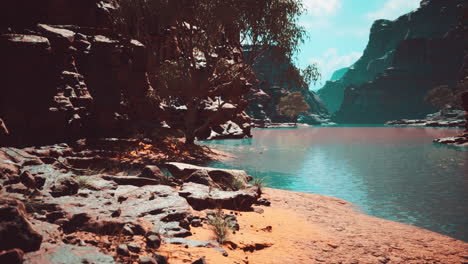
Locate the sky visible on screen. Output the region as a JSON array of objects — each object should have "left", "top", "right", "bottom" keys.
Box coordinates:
[{"left": 297, "top": 0, "right": 422, "bottom": 90}]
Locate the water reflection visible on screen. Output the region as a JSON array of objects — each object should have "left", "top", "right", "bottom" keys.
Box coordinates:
[{"left": 205, "top": 126, "right": 468, "bottom": 242}]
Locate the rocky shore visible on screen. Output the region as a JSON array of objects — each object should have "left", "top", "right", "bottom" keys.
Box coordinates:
[
  {"left": 385, "top": 109, "right": 466, "bottom": 128},
  {"left": 1, "top": 138, "right": 467, "bottom": 264}
]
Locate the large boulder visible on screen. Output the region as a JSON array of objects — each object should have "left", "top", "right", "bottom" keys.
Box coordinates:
[
  {"left": 0, "top": 198, "right": 43, "bottom": 252},
  {"left": 179, "top": 182, "right": 259, "bottom": 210},
  {"left": 165, "top": 162, "right": 252, "bottom": 188}
]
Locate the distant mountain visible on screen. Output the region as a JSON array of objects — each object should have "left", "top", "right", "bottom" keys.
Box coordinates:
[
  {"left": 317, "top": 0, "right": 468, "bottom": 123},
  {"left": 330, "top": 67, "right": 349, "bottom": 81},
  {"left": 317, "top": 67, "right": 350, "bottom": 114}
]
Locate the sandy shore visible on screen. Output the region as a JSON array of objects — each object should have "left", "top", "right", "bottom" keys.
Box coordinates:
[{"left": 159, "top": 188, "right": 468, "bottom": 264}]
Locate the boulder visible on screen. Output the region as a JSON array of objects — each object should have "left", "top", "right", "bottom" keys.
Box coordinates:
[
  {"left": 37, "top": 24, "right": 75, "bottom": 49},
  {"left": 116, "top": 244, "right": 130, "bottom": 256},
  {"left": 146, "top": 234, "right": 161, "bottom": 249},
  {"left": 140, "top": 165, "right": 165, "bottom": 179},
  {"left": 137, "top": 165, "right": 181, "bottom": 186},
  {"left": 179, "top": 182, "right": 259, "bottom": 210},
  {"left": 50, "top": 178, "right": 79, "bottom": 197},
  {"left": 165, "top": 162, "right": 252, "bottom": 188},
  {"left": 185, "top": 170, "right": 216, "bottom": 187},
  {"left": 0, "top": 198, "right": 43, "bottom": 252}
]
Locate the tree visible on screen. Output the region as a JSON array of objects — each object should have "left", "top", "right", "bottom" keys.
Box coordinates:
[
  {"left": 114, "top": 0, "right": 308, "bottom": 144},
  {"left": 277, "top": 92, "right": 310, "bottom": 125}
]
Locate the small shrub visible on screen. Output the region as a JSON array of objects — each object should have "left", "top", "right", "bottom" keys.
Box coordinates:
[
  {"left": 251, "top": 176, "right": 268, "bottom": 192},
  {"left": 207, "top": 210, "right": 231, "bottom": 244},
  {"left": 230, "top": 178, "right": 245, "bottom": 191},
  {"left": 75, "top": 176, "right": 96, "bottom": 190}
]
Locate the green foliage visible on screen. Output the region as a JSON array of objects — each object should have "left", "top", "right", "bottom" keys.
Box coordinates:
[
  {"left": 301, "top": 64, "right": 321, "bottom": 87},
  {"left": 277, "top": 92, "right": 311, "bottom": 123},
  {"left": 229, "top": 178, "right": 246, "bottom": 191},
  {"left": 207, "top": 210, "right": 230, "bottom": 244},
  {"left": 424, "top": 85, "right": 467, "bottom": 110},
  {"left": 75, "top": 176, "right": 96, "bottom": 190},
  {"left": 251, "top": 176, "right": 268, "bottom": 192},
  {"left": 114, "top": 0, "right": 308, "bottom": 144}
]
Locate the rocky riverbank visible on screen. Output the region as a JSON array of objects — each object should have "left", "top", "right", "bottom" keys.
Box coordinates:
[
  {"left": 385, "top": 109, "right": 466, "bottom": 128},
  {"left": 1, "top": 138, "right": 467, "bottom": 264}
]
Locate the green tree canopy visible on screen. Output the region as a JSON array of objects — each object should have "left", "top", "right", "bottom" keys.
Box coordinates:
[{"left": 114, "top": 0, "right": 309, "bottom": 144}]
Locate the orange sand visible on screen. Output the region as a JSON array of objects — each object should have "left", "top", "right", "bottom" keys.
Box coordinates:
[{"left": 158, "top": 188, "right": 468, "bottom": 264}]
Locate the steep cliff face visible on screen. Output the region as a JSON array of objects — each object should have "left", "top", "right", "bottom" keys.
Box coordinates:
[
  {"left": 246, "top": 47, "right": 329, "bottom": 125},
  {"left": 0, "top": 1, "right": 154, "bottom": 146},
  {"left": 0, "top": 0, "right": 253, "bottom": 146},
  {"left": 317, "top": 0, "right": 467, "bottom": 123}
]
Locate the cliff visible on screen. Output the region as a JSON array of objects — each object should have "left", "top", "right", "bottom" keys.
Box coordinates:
[
  {"left": 0, "top": 0, "right": 253, "bottom": 146},
  {"left": 317, "top": 0, "right": 467, "bottom": 123},
  {"left": 245, "top": 47, "right": 330, "bottom": 125}
]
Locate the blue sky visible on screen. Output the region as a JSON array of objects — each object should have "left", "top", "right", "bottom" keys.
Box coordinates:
[{"left": 297, "top": 0, "right": 421, "bottom": 90}]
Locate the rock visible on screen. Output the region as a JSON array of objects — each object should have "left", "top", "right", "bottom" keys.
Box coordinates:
[
  {"left": 0, "top": 151, "right": 20, "bottom": 178},
  {"left": 37, "top": 24, "right": 75, "bottom": 49},
  {"left": 127, "top": 242, "right": 141, "bottom": 253},
  {"left": 102, "top": 175, "right": 164, "bottom": 187},
  {"left": 179, "top": 182, "right": 260, "bottom": 210},
  {"left": 34, "top": 175, "right": 46, "bottom": 189},
  {"left": 191, "top": 257, "right": 207, "bottom": 264},
  {"left": 50, "top": 178, "right": 79, "bottom": 197},
  {"left": 24, "top": 244, "right": 116, "bottom": 264},
  {"left": 111, "top": 209, "right": 121, "bottom": 218},
  {"left": 19, "top": 171, "right": 36, "bottom": 189},
  {"left": 139, "top": 256, "right": 157, "bottom": 264},
  {"left": 385, "top": 109, "right": 466, "bottom": 128},
  {"left": 5, "top": 183, "right": 29, "bottom": 194},
  {"left": 185, "top": 170, "right": 216, "bottom": 187},
  {"left": 146, "top": 235, "right": 161, "bottom": 249},
  {"left": 433, "top": 134, "right": 468, "bottom": 147},
  {"left": 116, "top": 244, "right": 130, "bottom": 256},
  {"left": 166, "top": 162, "right": 252, "bottom": 188},
  {"left": 140, "top": 165, "right": 165, "bottom": 179},
  {"left": 0, "top": 198, "right": 43, "bottom": 252},
  {"left": 153, "top": 254, "right": 168, "bottom": 264},
  {"left": 190, "top": 218, "right": 202, "bottom": 227},
  {"left": 255, "top": 198, "right": 271, "bottom": 206},
  {"left": 0, "top": 248, "right": 24, "bottom": 264}
]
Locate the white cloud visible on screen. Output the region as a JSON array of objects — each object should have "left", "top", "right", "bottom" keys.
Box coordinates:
[
  {"left": 309, "top": 48, "right": 362, "bottom": 86},
  {"left": 302, "top": 0, "right": 342, "bottom": 16},
  {"left": 366, "top": 0, "right": 420, "bottom": 21}
]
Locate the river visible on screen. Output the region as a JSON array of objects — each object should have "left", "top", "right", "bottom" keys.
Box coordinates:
[{"left": 203, "top": 126, "right": 468, "bottom": 242}]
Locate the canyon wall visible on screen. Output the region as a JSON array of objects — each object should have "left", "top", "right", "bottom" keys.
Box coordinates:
[
  {"left": 317, "top": 0, "right": 467, "bottom": 123},
  {"left": 0, "top": 0, "right": 252, "bottom": 146},
  {"left": 246, "top": 47, "right": 330, "bottom": 125}
]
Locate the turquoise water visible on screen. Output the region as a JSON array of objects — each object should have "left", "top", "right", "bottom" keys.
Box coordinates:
[{"left": 203, "top": 126, "right": 468, "bottom": 242}]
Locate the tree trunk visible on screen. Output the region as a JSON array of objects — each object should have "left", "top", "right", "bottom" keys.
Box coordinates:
[
  {"left": 184, "top": 100, "right": 198, "bottom": 145},
  {"left": 185, "top": 131, "right": 196, "bottom": 145}
]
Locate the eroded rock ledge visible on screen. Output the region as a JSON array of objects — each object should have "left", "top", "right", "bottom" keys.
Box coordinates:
[{"left": 0, "top": 139, "right": 264, "bottom": 263}]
